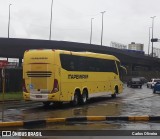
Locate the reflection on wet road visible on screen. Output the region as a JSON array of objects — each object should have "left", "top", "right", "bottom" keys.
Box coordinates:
[{"left": 1, "top": 84, "right": 160, "bottom": 130}]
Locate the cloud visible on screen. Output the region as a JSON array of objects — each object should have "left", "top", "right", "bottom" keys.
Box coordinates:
[{"left": 0, "top": 0, "right": 160, "bottom": 54}]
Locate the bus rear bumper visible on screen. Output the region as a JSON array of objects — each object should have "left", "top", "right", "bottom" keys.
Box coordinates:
[
  {"left": 23, "top": 92, "right": 30, "bottom": 100},
  {"left": 23, "top": 92, "right": 59, "bottom": 101}
]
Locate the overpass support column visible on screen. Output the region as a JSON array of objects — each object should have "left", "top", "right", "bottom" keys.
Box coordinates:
[
  {"left": 19, "top": 58, "right": 22, "bottom": 67},
  {"left": 128, "top": 64, "right": 133, "bottom": 76}
]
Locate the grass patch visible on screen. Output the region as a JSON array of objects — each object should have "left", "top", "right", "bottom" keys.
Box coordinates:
[{"left": 0, "top": 92, "right": 23, "bottom": 100}]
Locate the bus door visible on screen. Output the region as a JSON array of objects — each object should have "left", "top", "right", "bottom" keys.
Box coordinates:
[
  {"left": 57, "top": 66, "right": 63, "bottom": 101},
  {"left": 109, "top": 61, "right": 119, "bottom": 92}
]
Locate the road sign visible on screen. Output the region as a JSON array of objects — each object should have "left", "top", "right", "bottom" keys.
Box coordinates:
[{"left": 151, "top": 38, "right": 159, "bottom": 42}]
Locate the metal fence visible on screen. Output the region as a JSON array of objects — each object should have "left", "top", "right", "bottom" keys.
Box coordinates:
[{"left": 0, "top": 68, "right": 22, "bottom": 92}]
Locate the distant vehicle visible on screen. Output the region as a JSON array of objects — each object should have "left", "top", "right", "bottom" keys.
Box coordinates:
[
  {"left": 153, "top": 82, "right": 160, "bottom": 93},
  {"left": 127, "top": 78, "right": 142, "bottom": 88},
  {"left": 139, "top": 77, "right": 148, "bottom": 84},
  {"left": 147, "top": 79, "right": 160, "bottom": 88}
]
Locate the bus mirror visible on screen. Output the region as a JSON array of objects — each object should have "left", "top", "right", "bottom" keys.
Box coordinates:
[{"left": 120, "top": 66, "right": 127, "bottom": 74}]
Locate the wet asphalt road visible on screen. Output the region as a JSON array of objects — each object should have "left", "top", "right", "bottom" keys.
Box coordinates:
[{"left": 1, "top": 84, "right": 160, "bottom": 132}]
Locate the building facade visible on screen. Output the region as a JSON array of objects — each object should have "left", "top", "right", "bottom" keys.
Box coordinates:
[{"left": 128, "top": 42, "right": 144, "bottom": 51}]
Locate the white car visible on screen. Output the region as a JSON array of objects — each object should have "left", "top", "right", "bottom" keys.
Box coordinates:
[{"left": 147, "top": 79, "right": 160, "bottom": 88}]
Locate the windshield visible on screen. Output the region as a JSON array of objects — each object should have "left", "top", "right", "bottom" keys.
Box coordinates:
[
  {"left": 132, "top": 78, "right": 140, "bottom": 81},
  {"left": 116, "top": 62, "right": 127, "bottom": 81}
]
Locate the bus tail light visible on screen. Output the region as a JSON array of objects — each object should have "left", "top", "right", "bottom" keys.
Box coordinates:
[
  {"left": 51, "top": 79, "right": 59, "bottom": 93},
  {"left": 22, "top": 79, "right": 28, "bottom": 93}
]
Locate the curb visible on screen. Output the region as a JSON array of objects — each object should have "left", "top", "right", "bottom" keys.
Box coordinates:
[{"left": 1, "top": 116, "right": 160, "bottom": 127}]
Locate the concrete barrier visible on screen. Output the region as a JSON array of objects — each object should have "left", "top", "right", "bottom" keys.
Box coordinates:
[{"left": 0, "top": 116, "right": 160, "bottom": 127}]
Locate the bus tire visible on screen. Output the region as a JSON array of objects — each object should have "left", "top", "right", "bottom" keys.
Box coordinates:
[
  {"left": 53, "top": 102, "right": 63, "bottom": 107},
  {"left": 71, "top": 92, "right": 79, "bottom": 106},
  {"left": 43, "top": 101, "right": 51, "bottom": 107},
  {"left": 111, "top": 93, "right": 116, "bottom": 98},
  {"left": 80, "top": 90, "right": 88, "bottom": 105},
  {"left": 111, "top": 87, "right": 118, "bottom": 98}
]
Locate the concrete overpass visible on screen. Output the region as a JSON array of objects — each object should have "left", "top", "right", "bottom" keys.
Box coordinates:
[{"left": 0, "top": 38, "right": 160, "bottom": 73}]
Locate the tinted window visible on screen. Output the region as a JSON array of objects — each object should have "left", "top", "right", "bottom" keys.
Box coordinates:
[
  {"left": 132, "top": 78, "right": 141, "bottom": 81},
  {"left": 60, "top": 54, "right": 117, "bottom": 74}
]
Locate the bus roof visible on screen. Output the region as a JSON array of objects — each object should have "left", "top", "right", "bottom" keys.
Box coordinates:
[
  {"left": 25, "top": 49, "right": 120, "bottom": 62},
  {"left": 57, "top": 50, "right": 120, "bottom": 62}
]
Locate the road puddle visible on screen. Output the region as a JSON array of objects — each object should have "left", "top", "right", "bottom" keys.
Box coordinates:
[{"left": 0, "top": 109, "right": 24, "bottom": 122}]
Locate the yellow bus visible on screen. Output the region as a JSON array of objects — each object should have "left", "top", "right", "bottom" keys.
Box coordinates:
[{"left": 23, "top": 49, "right": 126, "bottom": 106}]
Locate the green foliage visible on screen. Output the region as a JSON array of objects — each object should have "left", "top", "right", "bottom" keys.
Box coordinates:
[{"left": 0, "top": 92, "right": 23, "bottom": 100}]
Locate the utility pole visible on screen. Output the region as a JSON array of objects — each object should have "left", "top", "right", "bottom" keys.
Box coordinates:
[
  {"left": 150, "top": 16, "right": 156, "bottom": 57},
  {"left": 8, "top": 4, "right": 12, "bottom": 38},
  {"left": 101, "top": 11, "right": 105, "bottom": 46},
  {"left": 49, "top": 0, "right": 53, "bottom": 40},
  {"left": 148, "top": 27, "right": 152, "bottom": 55},
  {"left": 90, "top": 18, "right": 94, "bottom": 44}
]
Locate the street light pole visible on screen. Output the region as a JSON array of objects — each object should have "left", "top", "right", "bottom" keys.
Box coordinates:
[
  {"left": 49, "top": 0, "right": 53, "bottom": 40},
  {"left": 151, "top": 16, "right": 156, "bottom": 57},
  {"left": 90, "top": 18, "right": 94, "bottom": 44},
  {"left": 8, "top": 4, "right": 12, "bottom": 38},
  {"left": 148, "top": 27, "right": 152, "bottom": 56},
  {"left": 101, "top": 11, "right": 105, "bottom": 46}
]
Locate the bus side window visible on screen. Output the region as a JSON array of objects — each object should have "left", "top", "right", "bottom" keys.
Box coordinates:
[
  {"left": 70, "top": 61, "right": 74, "bottom": 70},
  {"left": 78, "top": 57, "right": 86, "bottom": 71}
]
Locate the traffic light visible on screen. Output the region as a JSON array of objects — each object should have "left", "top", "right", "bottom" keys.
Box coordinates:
[{"left": 151, "top": 38, "right": 159, "bottom": 42}]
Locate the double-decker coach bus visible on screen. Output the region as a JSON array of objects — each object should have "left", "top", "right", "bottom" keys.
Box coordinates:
[{"left": 23, "top": 49, "right": 126, "bottom": 106}]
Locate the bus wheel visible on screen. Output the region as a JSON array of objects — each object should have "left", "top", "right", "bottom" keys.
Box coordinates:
[
  {"left": 43, "top": 101, "right": 51, "bottom": 107},
  {"left": 111, "top": 87, "right": 118, "bottom": 98},
  {"left": 53, "top": 102, "right": 63, "bottom": 107},
  {"left": 81, "top": 90, "right": 88, "bottom": 104},
  {"left": 71, "top": 92, "right": 79, "bottom": 106},
  {"left": 111, "top": 93, "right": 116, "bottom": 98}
]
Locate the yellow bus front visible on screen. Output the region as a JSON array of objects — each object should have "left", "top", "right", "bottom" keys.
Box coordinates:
[{"left": 23, "top": 50, "right": 59, "bottom": 102}]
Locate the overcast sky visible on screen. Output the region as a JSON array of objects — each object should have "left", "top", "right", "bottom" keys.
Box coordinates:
[{"left": 1, "top": 0, "right": 160, "bottom": 54}]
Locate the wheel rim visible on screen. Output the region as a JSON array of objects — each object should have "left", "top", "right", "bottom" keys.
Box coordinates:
[{"left": 83, "top": 93, "right": 87, "bottom": 103}]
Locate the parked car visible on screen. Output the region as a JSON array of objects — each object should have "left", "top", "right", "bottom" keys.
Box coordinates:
[
  {"left": 153, "top": 82, "right": 160, "bottom": 93},
  {"left": 147, "top": 78, "right": 160, "bottom": 88},
  {"left": 127, "top": 78, "right": 142, "bottom": 88}
]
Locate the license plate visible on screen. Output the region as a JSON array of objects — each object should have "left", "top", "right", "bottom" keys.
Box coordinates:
[{"left": 36, "top": 95, "right": 42, "bottom": 98}]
